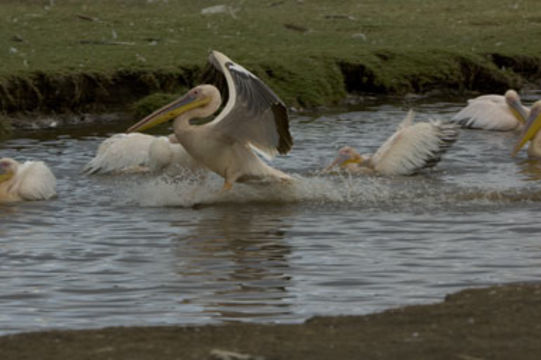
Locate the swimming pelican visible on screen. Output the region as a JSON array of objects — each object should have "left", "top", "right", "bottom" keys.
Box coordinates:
[
  {"left": 512, "top": 100, "right": 541, "bottom": 158},
  {"left": 126, "top": 50, "right": 293, "bottom": 190},
  {"left": 451, "top": 89, "right": 528, "bottom": 131},
  {"left": 325, "top": 111, "right": 459, "bottom": 176},
  {"left": 0, "top": 158, "right": 56, "bottom": 202},
  {"left": 83, "top": 133, "right": 203, "bottom": 175}
]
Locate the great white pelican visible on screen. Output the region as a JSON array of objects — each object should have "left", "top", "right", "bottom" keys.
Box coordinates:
[
  {"left": 126, "top": 50, "right": 293, "bottom": 190},
  {"left": 83, "top": 133, "right": 203, "bottom": 175},
  {"left": 451, "top": 89, "right": 528, "bottom": 131},
  {"left": 512, "top": 100, "right": 541, "bottom": 158},
  {"left": 325, "top": 111, "right": 459, "bottom": 176},
  {"left": 0, "top": 158, "right": 56, "bottom": 202}
]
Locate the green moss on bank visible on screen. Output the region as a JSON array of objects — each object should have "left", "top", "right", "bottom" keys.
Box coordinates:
[{"left": 0, "top": 0, "right": 540, "bottom": 113}]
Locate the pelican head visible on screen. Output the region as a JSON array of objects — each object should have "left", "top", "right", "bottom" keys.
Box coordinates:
[
  {"left": 512, "top": 100, "right": 541, "bottom": 156},
  {"left": 504, "top": 89, "right": 527, "bottom": 125},
  {"left": 0, "top": 158, "right": 17, "bottom": 183},
  {"left": 504, "top": 89, "right": 520, "bottom": 104},
  {"left": 326, "top": 146, "right": 366, "bottom": 171},
  {"left": 127, "top": 84, "right": 222, "bottom": 133}
]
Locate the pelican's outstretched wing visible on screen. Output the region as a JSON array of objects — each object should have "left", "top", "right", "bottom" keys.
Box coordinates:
[
  {"left": 371, "top": 112, "right": 459, "bottom": 175},
  {"left": 16, "top": 161, "right": 57, "bottom": 200},
  {"left": 207, "top": 50, "right": 293, "bottom": 159},
  {"left": 451, "top": 96, "right": 520, "bottom": 131}
]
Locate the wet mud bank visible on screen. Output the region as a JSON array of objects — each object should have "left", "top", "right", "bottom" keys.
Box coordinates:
[
  {"left": 1, "top": 283, "right": 540, "bottom": 360},
  {"left": 1, "top": 52, "right": 540, "bottom": 137}
]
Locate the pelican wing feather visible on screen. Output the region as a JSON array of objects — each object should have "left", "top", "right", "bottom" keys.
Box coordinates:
[
  {"left": 207, "top": 51, "right": 292, "bottom": 159},
  {"left": 371, "top": 113, "right": 459, "bottom": 175}
]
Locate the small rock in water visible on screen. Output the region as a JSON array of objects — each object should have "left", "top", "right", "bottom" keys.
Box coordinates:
[{"left": 210, "top": 349, "right": 265, "bottom": 360}]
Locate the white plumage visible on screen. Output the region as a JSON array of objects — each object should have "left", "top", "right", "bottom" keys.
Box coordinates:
[
  {"left": 451, "top": 90, "right": 528, "bottom": 131},
  {"left": 0, "top": 158, "right": 56, "bottom": 202},
  {"left": 326, "top": 111, "right": 459, "bottom": 176},
  {"left": 83, "top": 133, "right": 202, "bottom": 175}
]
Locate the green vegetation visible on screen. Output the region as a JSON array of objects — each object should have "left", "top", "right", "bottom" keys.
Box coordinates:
[
  {"left": 0, "top": 0, "right": 540, "bottom": 114},
  {"left": 0, "top": 114, "right": 13, "bottom": 137}
]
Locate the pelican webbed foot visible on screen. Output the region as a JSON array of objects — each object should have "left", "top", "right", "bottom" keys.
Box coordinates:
[{"left": 221, "top": 181, "right": 233, "bottom": 192}]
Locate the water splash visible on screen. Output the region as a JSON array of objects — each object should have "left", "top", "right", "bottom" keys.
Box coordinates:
[
  {"left": 122, "top": 172, "right": 349, "bottom": 207},
  {"left": 114, "top": 170, "right": 541, "bottom": 210}
]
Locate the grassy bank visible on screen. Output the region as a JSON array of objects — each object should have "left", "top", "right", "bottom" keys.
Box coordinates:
[
  {"left": 1, "top": 283, "right": 541, "bottom": 360},
  {"left": 1, "top": 0, "right": 541, "bottom": 118}
]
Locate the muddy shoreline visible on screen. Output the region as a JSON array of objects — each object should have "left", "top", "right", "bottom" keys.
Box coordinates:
[{"left": 1, "top": 283, "right": 540, "bottom": 360}]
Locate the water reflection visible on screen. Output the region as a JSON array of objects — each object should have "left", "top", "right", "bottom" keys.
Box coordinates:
[{"left": 172, "top": 206, "right": 294, "bottom": 321}]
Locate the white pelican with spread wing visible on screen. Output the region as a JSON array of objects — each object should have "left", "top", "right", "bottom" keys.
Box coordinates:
[
  {"left": 0, "top": 158, "right": 56, "bottom": 202},
  {"left": 451, "top": 89, "right": 528, "bottom": 131},
  {"left": 83, "top": 133, "right": 203, "bottom": 175},
  {"left": 126, "top": 50, "right": 293, "bottom": 190},
  {"left": 326, "top": 111, "right": 459, "bottom": 176},
  {"left": 512, "top": 100, "right": 541, "bottom": 158}
]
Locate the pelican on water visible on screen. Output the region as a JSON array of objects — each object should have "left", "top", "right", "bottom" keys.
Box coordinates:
[
  {"left": 325, "top": 111, "right": 459, "bottom": 176},
  {"left": 0, "top": 158, "right": 56, "bottom": 202},
  {"left": 451, "top": 89, "right": 528, "bottom": 131},
  {"left": 126, "top": 50, "right": 293, "bottom": 190},
  {"left": 83, "top": 132, "right": 203, "bottom": 175},
  {"left": 512, "top": 100, "right": 541, "bottom": 158}
]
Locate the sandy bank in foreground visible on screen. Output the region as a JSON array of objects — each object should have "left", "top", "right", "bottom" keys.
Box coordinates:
[{"left": 1, "top": 283, "right": 540, "bottom": 360}]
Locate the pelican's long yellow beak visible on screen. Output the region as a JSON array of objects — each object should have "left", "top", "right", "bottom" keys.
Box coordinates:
[
  {"left": 508, "top": 102, "right": 526, "bottom": 125},
  {"left": 324, "top": 153, "right": 361, "bottom": 172},
  {"left": 127, "top": 92, "right": 210, "bottom": 133},
  {"left": 512, "top": 101, "right": 541, "bottom": 157}
]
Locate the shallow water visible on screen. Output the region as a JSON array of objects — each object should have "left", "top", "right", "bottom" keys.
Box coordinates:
[{"left": 1, "top": 100, "right": 541, "bottom": 334}]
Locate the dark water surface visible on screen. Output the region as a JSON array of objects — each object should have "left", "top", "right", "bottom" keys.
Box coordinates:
[{"left": 1, "top": 101, "right": 541, "bottom": 334}]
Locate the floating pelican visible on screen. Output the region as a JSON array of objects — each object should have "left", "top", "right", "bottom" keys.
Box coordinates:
[
  {"left": 83, "top": 133, "right": 203, "bottom": 175},
  {"left": 325, "top": 111, "right": 459, "bottom": 176},
  {"left": 512, "top": 100, "right": 541, "bottom": 158},
  {"left": 451, "top": 89, "right": 528, "bottom": 131},
  {"left": 0, "top": 158, "right": 56, "bottom": 202},
  {"left": 126, "top": 50, "right": 293, "bottom": 190}
]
